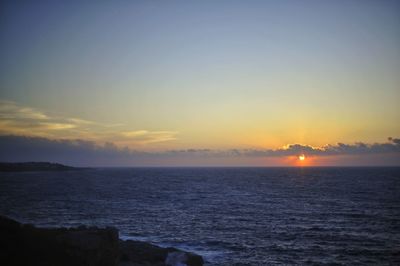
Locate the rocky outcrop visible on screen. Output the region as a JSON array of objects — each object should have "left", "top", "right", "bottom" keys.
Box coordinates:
[{"left": 0, "top": 216, "right": 203, "bottom": 266}]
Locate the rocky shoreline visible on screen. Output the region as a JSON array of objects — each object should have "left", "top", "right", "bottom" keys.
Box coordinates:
[{"left": 0, "top": 216, "right": 203, "bottom": 266}]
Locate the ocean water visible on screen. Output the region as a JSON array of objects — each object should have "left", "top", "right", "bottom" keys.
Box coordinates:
[{"left": 0, "top": 167, "right": 399, "bottom": 265}]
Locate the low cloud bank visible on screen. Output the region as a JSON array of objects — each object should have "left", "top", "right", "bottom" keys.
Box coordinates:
[
  {"left": 235, "top": 137, "right": 400, "bottom": 157},
  {"left": 0, "top": 135, "right": 399, "bottom": 166}
]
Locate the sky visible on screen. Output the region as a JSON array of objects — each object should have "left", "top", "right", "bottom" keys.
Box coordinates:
[{"left": 0, "top": 0, "right": 399, "bottom": 166}]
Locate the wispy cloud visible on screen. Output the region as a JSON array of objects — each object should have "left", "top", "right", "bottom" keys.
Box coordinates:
[
  {"left": 120, "top": 130, "right": 177, "bottom": 144},
  {"left": 0, "top": 100, "right": 178, "bottom": 146},
  {"left": 0, "top": 100, "right": 49, "bottom": 120}
]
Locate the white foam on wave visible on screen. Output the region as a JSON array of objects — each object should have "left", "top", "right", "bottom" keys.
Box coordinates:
[
  {"left": 119, "top": 234, "right": 226, "bottom": 264},
  {"left": 119, "top": 234, "right": 151, "bottom": 242}
]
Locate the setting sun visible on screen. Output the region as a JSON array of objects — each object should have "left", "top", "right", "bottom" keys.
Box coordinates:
[{"left": 299, "top": 154, "right": 306, "bottom": 161}]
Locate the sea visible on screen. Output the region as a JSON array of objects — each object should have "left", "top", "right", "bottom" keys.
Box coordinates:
[{"left": 0, "top": 167, "right": 399, "bottom": 265}]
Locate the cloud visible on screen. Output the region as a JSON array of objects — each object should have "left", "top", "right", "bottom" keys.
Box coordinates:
[
  {"left": 0, "top": 100, "right": 177, "bottom": 145},
  {"left": 0, "top": 135, "right": 399, "bottom": 166},
  {"left": 0, "top": 101, "right": 399, "bottom": 166},
  {"left": 120, "top": 130, "right": 177, "bottom": 144},
  {"left": 226, "top": 138, "right": 400, "bottom": 157},
  {"left": 0, "top": 100, "right": 49, "bottom": 120},
  {"left": 160, "top": 138, "right": 400, "bottom": 158}
]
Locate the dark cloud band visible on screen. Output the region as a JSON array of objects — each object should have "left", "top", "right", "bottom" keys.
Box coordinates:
[{"left": 0, "top": 135, "right": 399, "bottom": 166}]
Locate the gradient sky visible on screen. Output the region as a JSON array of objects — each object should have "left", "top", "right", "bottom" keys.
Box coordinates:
[{"left": 0, "top": 0, "right": 399, "bottom": 166}]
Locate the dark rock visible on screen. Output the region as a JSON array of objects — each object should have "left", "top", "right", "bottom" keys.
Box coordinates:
[
  {"left": 0, "top": 216, "right": 203, "bottom": 266},
  {"left": 0, "top": 216, "right": 119, "bottom": 266}
]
